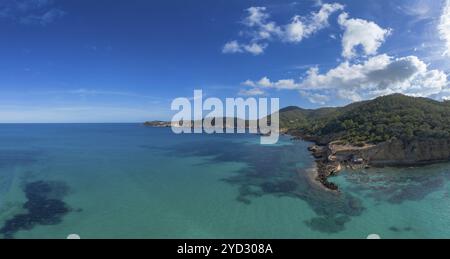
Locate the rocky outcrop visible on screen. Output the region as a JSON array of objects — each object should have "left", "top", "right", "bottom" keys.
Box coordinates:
[
  {"left": 144, "top": 121, "right": 172, "bottom": 127},
  {"left": 306, "top": 144, "right": 342, "bottom": 192},
  {"left": 328, "top": 138, "right": 450, "bottom": 166},
  {"left": 308, "top": 145, "right": 326, "bottom": 159},
  {"left": 361, "top": 139, "right": 450, "bottom": 166},
  {"left": 307, "top": 138, "right": 450, "bottom": 192},
  {"left": 316, "top": 160, "right": 341, "bottom": 191}
]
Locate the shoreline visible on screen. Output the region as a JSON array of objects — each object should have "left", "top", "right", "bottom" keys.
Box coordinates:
[
  {"left": 143, "top": 124, "right": 450, "bottom": 192},
  {"left": 291, "top": 132, "right": 368, "bottom": 193},
  {"left": 290, "top": 135, "right": 342, "bottom": 193},
  {"left": 303, "top": 163, "right": 339, "bottom": 193},
  {"left": 290, "top": 133, "right": 342, "bottom": 193},
  {"left": 297, "top": 137, "right": 450, "bottom": 192}
]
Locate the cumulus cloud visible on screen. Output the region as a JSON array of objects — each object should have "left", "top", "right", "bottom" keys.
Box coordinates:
[
  {"left": 232, "top": 2, "right": 450, "bottom": 103},
  {"left": 222, "top": 40, "right": 243, "bottom": 54},
  {"left": 308, "top": 3, "right": 345, "bottom": 34},
  {"left": 307, "top": 55, "right": 448, "bottom": 101},
  {"left": 243, "top": 42, "right": 267, "bottom": 55},
  {"left": 222, "top": 41, "right": 267, "bottom": 55},
  {"left": 243, "top": 76, "right": 301, "bottom": 90},
  {"left": 238, "top": 87, "right": 265, "bottom": 96},
  {"left": 301, "top": 54, "right": 447, "bottom": 99},
  {"left": 244, "top": 6, "right": 270, "bottom": 27},
  {"left": 239, "top": 77, "right": 302, "bottom": 97},
  {"left": 0, "top": 0, "right": 65, "bottom": 25},
  {"left": 284, "top": 16, "right": 304, "bottom": 43},
  {"left": 439, "top": 0, "right": 450, "bottom": 56},
  {"left": 299, "top": 91, "right": 330, "bottom": 105},
  {"left": 338, "top": 12, "right": 391, "bottom": 59},
  {"left": 223, "top": 3, "right": 344, "bottom": 55},
  {"left": 242, "top": 54, "right": 449, "bottom": 102}
]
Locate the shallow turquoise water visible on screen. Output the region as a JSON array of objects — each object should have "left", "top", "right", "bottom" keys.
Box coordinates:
[{"left": 0, "top": 124, "right": 449, "bottom": 239}]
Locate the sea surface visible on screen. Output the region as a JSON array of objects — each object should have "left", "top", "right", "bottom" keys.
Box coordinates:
[{"left": 0, "top": 124, "right": 449, "bottom": 239}]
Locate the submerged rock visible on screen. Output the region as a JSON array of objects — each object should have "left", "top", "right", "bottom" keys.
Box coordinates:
[
  {"left": 305, "top": 215, "right": 351, "bottom": 233},
  {"left": 0, "top": 181, "right": 71, "bottom": 239},
  {"left": 261, "top": 181, "right": 298, "bottom": 194}
]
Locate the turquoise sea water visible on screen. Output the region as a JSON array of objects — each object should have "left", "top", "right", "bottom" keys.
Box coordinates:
[{"left": 0, "top": 124, "right": 449, "bottom": 239}]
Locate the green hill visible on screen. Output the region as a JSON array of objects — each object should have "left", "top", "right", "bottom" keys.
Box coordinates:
[{"left": 280, "top": 94, "right": 450, "bottom": 145}]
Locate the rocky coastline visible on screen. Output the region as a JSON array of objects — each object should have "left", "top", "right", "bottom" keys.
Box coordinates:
[
  {"left": 295, "top": 133, "right": 450, "bottom": 192},
  {"left": 143, "top": 122, "right": 450, "bottom": 192},
  {"left": 143, "top": 121, "right": 173, "bottom": 127}
]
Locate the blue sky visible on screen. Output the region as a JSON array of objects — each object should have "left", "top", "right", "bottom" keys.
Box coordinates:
[{"left": 0, "top": 0, "right": 449, "bottom": 122}]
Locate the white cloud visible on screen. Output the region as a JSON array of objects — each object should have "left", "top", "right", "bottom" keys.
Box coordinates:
[
  {"left": 244, "top": 6, "right": 269, "bottom": 27},
  {"left": 223, "top": 3, "right": 344, "bottom": 55},
  {"left": 243, "top": 42, "right": 266, "bottom": 55},
  {"left": 238, "top": 88, "right": 265, "bottom": 96},
  {"left": 336, "top": 89, "right": 362, "bottom": 102},
  {"left": 222, "top": 40, "right": 243, "bottom": 54},
  {"left": 439, "top": 0, "right": 450, "bottom": 56},
  {"left": 300, "top": 91, "right": 330, "bottom": 104},
  {"left": 284, "top": 3, "right": 344, "bottom": 43},
  {"left": 302, "top": 54, "right": 448, "bottom": 100},
  {"left": 239, "top": 76, "right": 300, "bottom": 96},
  {"left": 243, "top": 76, "right": 301, "bottom": 90},
  {"left": 338, "top": 12, "right": 391, "bottom": 59},
  {"left": 257, "top": 77, "right": 273, "bottom": 87},
  {"left": 242, "top": 80, "right": 256, "bottom": 87},
  {"left": 284, "top": 16, "right": 305, "bottom": 43},
  {"left": 222, "top": 41, "right": 266, "bottom": 55},
  {"left": 440, "top": 87, "right": 450, "bottom": 100},
  {"left": 243, "top": 54, "right": 449, "bottom": 103},
  {"left": 307, "top": 3, "right": 345, "bottom": 34},
  {"left": 274, "top": 79, "right": 299, "bottom": 90},
  {"left": 233, "top": 2, "right": 450, "bottom": 104},
  {"left": 239, "top": 78, "right": 267, "bottom": 96}
]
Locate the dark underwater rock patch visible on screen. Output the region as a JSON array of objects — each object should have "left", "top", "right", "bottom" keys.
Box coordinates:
[
  {"left": 344, "top": 167, "right": 450, "bottom": 205},
  {"left": 261, "top": 180, "right": 298, "bottom": 194},
  {"left": 305, "top": 215, "right": 351, "bottom": 234},
  {"left": 389, "top": 226, "right": 413, "bottom": 232},
  {"left": 0, "top": 181, "right": 71, "bottom": 239},
  {"left": 166, "top": 140, "right": 366, "bottom": 234},
  {"left": 387, "top": 179, "right": 444, "bottom": 204}
]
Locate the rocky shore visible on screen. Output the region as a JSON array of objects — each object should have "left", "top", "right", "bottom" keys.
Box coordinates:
[
  {"left": 307, "top": 143, "right": 367, "bottom": 192},
  {"left": 303, "top": 137, "right": 450, "bottom": 192},
  {"left": 143, "top": 121, "right": 173, "bottom": 127},
  {"left": 143, "top": 123, "right": 450, "bottom": 192}
]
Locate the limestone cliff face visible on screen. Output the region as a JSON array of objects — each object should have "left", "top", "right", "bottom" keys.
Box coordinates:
[
  {"left": 330, "top": 139, "right": 450, "bottom": 166},
  {"left": 368, "top": 139, "right": 450, "bottom": 165},
  {"left": 307, "top": 138, "right": 450, "bottom": 192}
]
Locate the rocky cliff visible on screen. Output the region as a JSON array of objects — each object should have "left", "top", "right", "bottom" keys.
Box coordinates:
[
  {"left": 355, "top": 139, "right": 450, "bottom": 166},
  {"left": 309, "top": 138, "right": 450, "bottom": 192}
]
